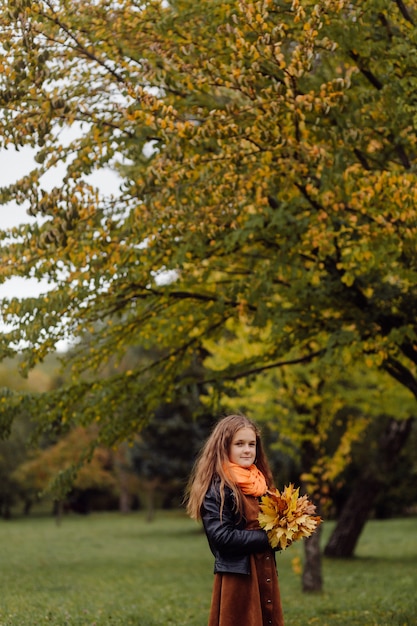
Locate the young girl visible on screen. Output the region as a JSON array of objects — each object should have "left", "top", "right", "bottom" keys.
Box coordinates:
[{"left": 186, "top": 414, "right": 284, "bottom": 626}]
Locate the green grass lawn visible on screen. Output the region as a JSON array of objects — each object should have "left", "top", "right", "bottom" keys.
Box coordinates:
[{"left": 0, "top": 511, "right": 415, "bottom": 625}]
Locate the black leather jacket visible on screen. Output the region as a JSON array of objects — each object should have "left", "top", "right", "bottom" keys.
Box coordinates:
[{"left": 201, "top": 481, "right": 270, "bottom": 575}]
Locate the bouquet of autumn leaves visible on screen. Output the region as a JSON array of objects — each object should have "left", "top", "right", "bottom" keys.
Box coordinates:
[{"left": 258, "top": 484, "right": 322, "bottom": 550}]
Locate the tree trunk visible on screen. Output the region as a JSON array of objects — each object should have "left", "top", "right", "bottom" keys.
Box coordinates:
[
  {"left": 115, "top": 442, "right": 131, "bottom": 514},
  {"left": 299, "top": 427, "right": 324, "bottom": 592},
  {"left": 324, "top": 416, "right": 414, "bottom": 558},
  {"left": 145, "top": 478, "right": 159, "bottom": 522},
  {"left": 119, "top": 487, "right": 131, "bottom": 515},
  {"left": 23, "top": 499, "right": 32, "bottom": 516},
  {"left": 302, "top": 523, "right": 323, "bottom": 592},
  {"left": 1, "top": 500, "right": 11, "bottom": 520},
  {"left": 54, "top": 500, "right": 63, "bottom": 526},
  {"left": 324, "top": 473, "right": 381, "bottom": 558}
]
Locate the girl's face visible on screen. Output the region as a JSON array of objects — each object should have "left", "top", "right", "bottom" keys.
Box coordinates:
[{"left": 229, "top": 427, "right": 257, "bottom": 468}]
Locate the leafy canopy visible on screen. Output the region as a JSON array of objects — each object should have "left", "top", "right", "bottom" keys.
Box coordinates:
[{"left": 1, "top": 0, "right": 417, "bottom": 443}]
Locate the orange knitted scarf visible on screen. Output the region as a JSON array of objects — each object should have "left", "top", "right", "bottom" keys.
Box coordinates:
[{"left": 225, "top": 461, "right": 267, "bottom": 497}]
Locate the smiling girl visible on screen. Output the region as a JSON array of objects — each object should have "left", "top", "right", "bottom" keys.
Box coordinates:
[{"left": 186, "top": 414, "right": 285, "bottom": 626}]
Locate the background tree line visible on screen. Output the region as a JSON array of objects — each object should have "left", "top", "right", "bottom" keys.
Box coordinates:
[{"left": 1, "top": 351, "right": 416, "bottom": 525}]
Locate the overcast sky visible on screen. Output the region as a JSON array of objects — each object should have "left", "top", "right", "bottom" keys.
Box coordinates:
[
  {"left": 0, "top": 148, "right": 39, "bottom": 229},
  {"left": 0, "top": 146, "right": 120, "bottom": 298},
  {"left": 0, "top": 146, "right": 121, "bottom": 352}
]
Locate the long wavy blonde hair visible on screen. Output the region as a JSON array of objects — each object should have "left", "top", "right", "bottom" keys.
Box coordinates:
[{"left": 185, "top": 414, "right": 275, "bottom": 521}]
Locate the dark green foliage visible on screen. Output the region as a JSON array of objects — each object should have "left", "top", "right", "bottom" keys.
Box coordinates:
[{"left": 131, "top": 402, "right": 214, "bottom": 507}]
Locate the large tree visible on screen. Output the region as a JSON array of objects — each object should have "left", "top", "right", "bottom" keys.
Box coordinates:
[{"left": 0, "top": 1, "right": 416, "bottom": 454}]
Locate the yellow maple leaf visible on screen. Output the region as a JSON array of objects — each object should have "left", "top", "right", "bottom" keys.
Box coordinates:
[{"left": 258, "top": 485, "right": 323, "bottom": 550}]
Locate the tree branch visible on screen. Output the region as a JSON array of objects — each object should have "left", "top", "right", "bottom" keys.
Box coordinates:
[
  {"left": 42, "top": 1, "right": 127, "bottom": 85},
  {"left": 203, "top": 350, "right": 324, "bottom": 384},
  {"left": 382, "top": 356, "right": 417, "bottom": 399},
  {"left": 399, "top": 341, "right": 417, "bottom": 367},
  {"left": 295, "top": 183, "right": 322, "bottom": 211},
  {"left": 393, "top": 0, "right": 415, "bottom": 24},
  {"left": 353, "top": 148, "right": 371, "bottom": 171},
  {"left": 349, "top": 51, "right": 383, "bottom": 90}
]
